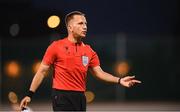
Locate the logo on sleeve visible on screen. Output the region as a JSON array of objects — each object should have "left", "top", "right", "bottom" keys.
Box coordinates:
[{"left": 82, "top": 56, "right": 89, "bottom": 66}]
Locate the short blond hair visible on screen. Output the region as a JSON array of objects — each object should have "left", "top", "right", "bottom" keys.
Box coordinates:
[{"left": 65, "top": 11, "right": 85, "bottom": 27}]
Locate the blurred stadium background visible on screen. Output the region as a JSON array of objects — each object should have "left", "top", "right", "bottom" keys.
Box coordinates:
[{"left": 0, "top": 0, "right": 180, "bottom": 111}]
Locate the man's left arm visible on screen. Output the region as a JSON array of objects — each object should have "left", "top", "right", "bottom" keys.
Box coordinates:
[{"left": 90, "top": 66, "right": 141, "bottom": 88}]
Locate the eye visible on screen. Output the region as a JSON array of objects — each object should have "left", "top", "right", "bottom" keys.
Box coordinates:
[
  {"left": 78, "top": 22, "right": 87, "bottom": 25},
  {"left": 78, "top": 22, "right": 83, "bottom": 25}
]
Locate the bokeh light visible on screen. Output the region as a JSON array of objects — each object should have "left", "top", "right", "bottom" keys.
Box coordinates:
[
  {"left": 32, "top": 61, "right": 41, "bottom": 74},
  {"left": 5, "top": 61, "right": 21, "bottom": 78},
  {"left": 8, "top": 91, "right": 18, "bottom": 104},
  {"left": 85, "top": 91, "right": 95, "bottom": 103},
  {"left": 115, "top": 61, "right": 130, "bottom": 77},
  {"left": 47, "top": 15, "right": 60, "bottom": 28},
  {"left": 9, "top": 23, "right": 20, "bottom": 37}
]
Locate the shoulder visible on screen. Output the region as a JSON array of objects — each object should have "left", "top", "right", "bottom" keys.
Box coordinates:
[
  {"left": 54, "top": 38, "right": 66, "bottom": 44},
  {"left": 83, "top": 42, "right": 96, "bottom": 53},
  {"left": 49, "top": 38, "right": 66, "bottom": 46},
  {"left": 82, "top": 42, "right": 91, "bottom": 49}
]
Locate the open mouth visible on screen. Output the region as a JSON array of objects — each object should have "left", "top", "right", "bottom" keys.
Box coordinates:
[{"left": 82, "top": 31, "right": 87, "bottom": 35}]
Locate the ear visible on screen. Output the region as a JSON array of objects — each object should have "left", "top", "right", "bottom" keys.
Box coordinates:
[{"left": 68, "top": 25, "right": 73, "bottom": 32}]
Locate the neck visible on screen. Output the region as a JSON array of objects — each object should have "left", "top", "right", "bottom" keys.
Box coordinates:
[{"left": 67, "top": 34, "right": 81, "bottom": 43}]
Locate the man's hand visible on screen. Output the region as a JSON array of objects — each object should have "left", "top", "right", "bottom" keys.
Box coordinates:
[
  {"left": 119, "top": 76, "right": 141, "bottom": 87},
  {"left": 20, "top": 96, "right": 31, "bottom": 110}
]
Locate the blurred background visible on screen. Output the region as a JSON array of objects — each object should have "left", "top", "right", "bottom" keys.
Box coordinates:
[{"left": 1, "top": 0, "right": 180, "bottom": 111}]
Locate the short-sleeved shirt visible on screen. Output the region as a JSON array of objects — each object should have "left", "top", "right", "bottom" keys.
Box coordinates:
[{"left": 42, "top": 37, "right": 100, "bottom": 91}]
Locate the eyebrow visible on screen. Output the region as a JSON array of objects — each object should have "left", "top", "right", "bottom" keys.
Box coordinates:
[{"left": 78, "top": 21, "right": 87, "bottom": 24}]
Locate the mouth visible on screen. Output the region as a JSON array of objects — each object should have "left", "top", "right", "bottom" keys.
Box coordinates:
[{"left": 82, "top": 31, "right": 87, "bottom": 35}]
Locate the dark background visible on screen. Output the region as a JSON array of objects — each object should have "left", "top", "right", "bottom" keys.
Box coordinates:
[{"left": 1, "top": 0, "right": 180, "bottom": 105}]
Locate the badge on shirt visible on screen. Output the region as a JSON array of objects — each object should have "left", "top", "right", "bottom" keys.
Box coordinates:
[{"left": 82, "top": 56, "right": 89, "bottom": 66}]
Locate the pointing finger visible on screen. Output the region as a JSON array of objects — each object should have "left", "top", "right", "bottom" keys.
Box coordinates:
[{"left": 132, "top": 80, "right": 141, "bottom": 83}]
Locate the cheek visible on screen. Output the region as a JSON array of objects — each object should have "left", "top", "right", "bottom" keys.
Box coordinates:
[
  {"left": 73, "top": 28, "right": 78, "bottom": 33},
  {"left": 75, "top": 28, "right": 81, "bottom": 33}
]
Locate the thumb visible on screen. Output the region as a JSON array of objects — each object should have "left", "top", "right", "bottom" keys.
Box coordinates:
[
  {"left": 123, "top": 76, "right": 135, "bottom": 81},
  {"left": 20, "top": 97, "right": 31, "bottom": 109},
  {"left": 20, "top": 99, "right": 26, "bottom": 109},
  {"left": 24, "top": 100, "right": 28, "bottom": 107}
]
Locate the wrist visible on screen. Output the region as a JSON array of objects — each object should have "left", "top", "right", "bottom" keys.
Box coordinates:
[
  {"left": 26, "top": 90, "right": 34, "bottom": 99},
  {"left": 118, "top": 77, "right": 121, "bottom": 84}
]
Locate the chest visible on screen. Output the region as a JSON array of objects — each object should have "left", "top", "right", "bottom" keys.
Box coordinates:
[{"left": 56, "top": 45, "right": 91, "bottom": 70}]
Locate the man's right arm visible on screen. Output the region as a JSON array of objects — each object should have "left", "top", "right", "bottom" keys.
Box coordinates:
[
  {"left": 20, "top": 62, "right": 50, "bottom": 110},
  {"left": 29, "top": 62, "right": 50, "bottom": 92}
]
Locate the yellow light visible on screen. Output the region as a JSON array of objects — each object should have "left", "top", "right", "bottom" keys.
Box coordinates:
[
  {"left": 8, "top": 91, "right": 18, "bottom": 104},
  {"left": 5, "top": 61, "right": 20, "bottom": 78},
  {"left": 47, "top": 15, "right": 60, "bottom": 28},
  {"left": 115, "top": 61, "right": 130, "bottom": 77},
  {"left": 32, "top": 61, "right": 41, "bottom": 74},
  {"left": 85, "top": 91, "right": 95, "bottom": 103}
]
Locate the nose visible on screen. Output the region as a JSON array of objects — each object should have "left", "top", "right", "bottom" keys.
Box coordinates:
[{"left": 83, "top": 24, "right": 87, "bottom": 30}]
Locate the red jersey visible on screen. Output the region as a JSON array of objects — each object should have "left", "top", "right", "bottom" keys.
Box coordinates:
[{"left": 42, "top": 38, "right": 100, "bottom": 91}]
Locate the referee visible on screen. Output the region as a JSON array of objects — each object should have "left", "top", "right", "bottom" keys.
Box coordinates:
[{"left": 20, "top": 11, "right": 141, "bottom": 111}]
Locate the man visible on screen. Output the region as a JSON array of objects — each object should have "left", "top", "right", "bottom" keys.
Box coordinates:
[{"left": 20, "top": 11, "right": 141, "bottom": 111}]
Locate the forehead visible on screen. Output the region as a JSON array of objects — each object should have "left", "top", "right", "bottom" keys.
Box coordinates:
[{"left": 71, "top": 15, "right": 87, "bottom": 23}]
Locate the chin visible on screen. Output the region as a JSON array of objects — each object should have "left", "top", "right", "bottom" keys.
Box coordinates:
[{"left": 80, "top": 35, "right": 86, "bottom": 38}]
